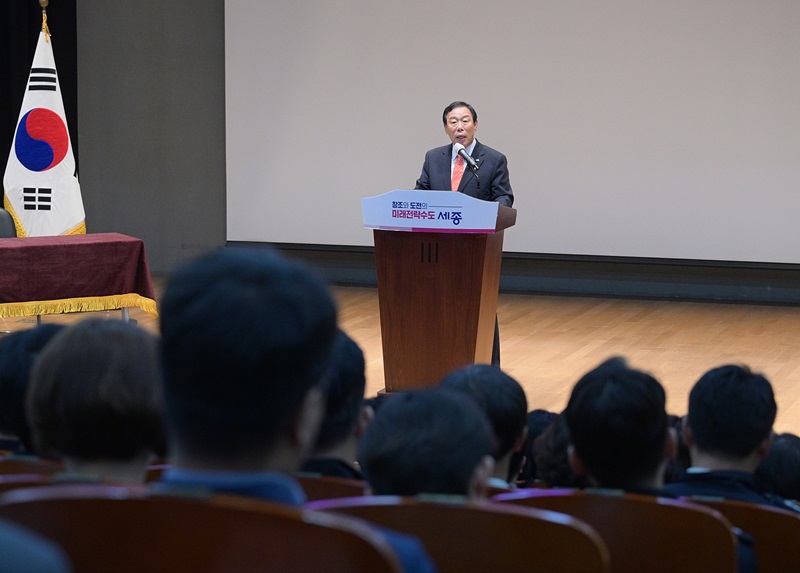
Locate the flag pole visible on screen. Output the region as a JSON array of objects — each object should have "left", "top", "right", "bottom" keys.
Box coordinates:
[{"left": 40, "top": 0, "right": 51, "bottom": 42}]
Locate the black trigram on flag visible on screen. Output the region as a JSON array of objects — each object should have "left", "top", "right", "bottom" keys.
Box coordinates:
[
  {"left": 28, "top": 68, "right": 57, "bottom": 92},
  {"left": 23, "top": 188, "right": 52, "bottom": 211}
]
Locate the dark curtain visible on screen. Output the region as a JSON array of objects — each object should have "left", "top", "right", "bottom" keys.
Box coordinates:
[{"left": 1, "top": 0, "right": 78, "bottom": 200}]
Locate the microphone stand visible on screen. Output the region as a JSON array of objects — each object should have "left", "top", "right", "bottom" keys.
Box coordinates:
[{"left": 468, "top": 162, "right": 480, "bottom": 193}]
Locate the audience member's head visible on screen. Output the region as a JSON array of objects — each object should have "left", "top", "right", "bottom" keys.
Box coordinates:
[
  {"left": 358, "top": 387, "right": 494, "bottom": 499},
  {"left": 533, "top": 413, "right": 587, "bottom": 488},
  {"left": 564, "top": 357, "right": 673, "bottom": 490},
  {"left": 514, "top": 408, "right": 558, "bottom": 487},
  {"left": 27, "top": 319, "right": 165, "bottom": 483},
  {"left": 755, "top": 432, "right": 800, "bottom": 501},
  {"left": 159, "top": 248, "right": 338, "bottom": 472},
  {"left": 684, "top": 364, "right": 776, "bottom": 471},
  {"left": 363, "top": 393, "right": 390, "bottom": 416},
  {"left": 439, "top": 364, "right": 528, "bottom": 484},
  {"left": 663, "top": 414, "right": 691, "bottom": 483},
  {"left": 313, "top": 329, "right": 369, "bottom": 453},
  {"left": 300, "top": 329, "right": 373, "bottom": 479},
  {"left": 0, "top": 518, "right": 73, "bottom": 573},
  {"left": 0, "top": 324, "right": 64, "bottom": 453}
]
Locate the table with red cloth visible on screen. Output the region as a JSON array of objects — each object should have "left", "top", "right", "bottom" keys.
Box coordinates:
[{"left": 0, "top": 232, "right": 158, "bottom": 319}]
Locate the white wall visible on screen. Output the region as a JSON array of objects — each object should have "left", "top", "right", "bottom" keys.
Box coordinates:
[{"left": 226, "top": 0, "right": 800, "bottom": 263}]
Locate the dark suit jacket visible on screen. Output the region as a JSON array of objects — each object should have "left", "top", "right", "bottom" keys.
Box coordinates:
[
  {"left": 415, "top": 140, "right": 514, "bottom": 207},
  {"left": 662, "top": 470, "right": 800, "bottom": 512},
  {"left": 159, "top": 468, "right": 437, "bottom": 573},
  {"left": 301, "top": 457, "right": 365, "bottom": 480}
]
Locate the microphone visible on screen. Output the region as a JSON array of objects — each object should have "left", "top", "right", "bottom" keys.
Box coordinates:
[{"left": 454, "top": 143, "right": 479, "bottom": 171}]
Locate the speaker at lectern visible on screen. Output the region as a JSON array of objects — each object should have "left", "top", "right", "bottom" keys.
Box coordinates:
[{"left": 362, "top": 189, "right": 516, "bottom": 392}]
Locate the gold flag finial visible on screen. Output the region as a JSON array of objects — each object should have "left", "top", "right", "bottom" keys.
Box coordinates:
[{"left": 40, "top": 0, "right": 51, "bottom": 42}]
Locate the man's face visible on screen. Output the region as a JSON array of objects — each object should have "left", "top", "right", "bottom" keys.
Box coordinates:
[{"left": 444, "top": 106, "right": 478, "bottom": 148}]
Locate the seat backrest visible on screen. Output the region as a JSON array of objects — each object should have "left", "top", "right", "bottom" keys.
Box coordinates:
[
  {"left": 0, "top": 209, "right": 16, "bottom": 239},
  {"left": 295, "top": 473, "right": 367, "bottom": 501},
  {"left": 308, "top": 494, "right": 610, "bottom": 573},
  {"left": 144, "top": 462, "right": 170, "bottom": 482},
  {"left": 0, "top": 484, "right": 402, "bottom": 573},
  {"left": 688, "top": 496, "right": 800, "bottom": 573},
  {"left": 494, "top": 489, "right": 737, "bottom": 573},
  {"left": 0, "top": 455, "right": 64, "bottom": 475},
  {"left": 0, "top": 474, "right": 53, "bottom": 494}
]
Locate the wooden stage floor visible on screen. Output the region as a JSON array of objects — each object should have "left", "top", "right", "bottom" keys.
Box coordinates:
[{"left": 4, "top": 285, "right": 800, "bottom": 435}]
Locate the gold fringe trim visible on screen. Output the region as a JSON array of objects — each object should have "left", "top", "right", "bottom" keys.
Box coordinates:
[
  {"left": 0, "top": 294, "right": 158, "bottom": 319},
  {"left": 2, "top": 198, "right": 85, "bottom": 237},
  {"left": 65, "top": 221, "right": 86, "bottom": 235}
]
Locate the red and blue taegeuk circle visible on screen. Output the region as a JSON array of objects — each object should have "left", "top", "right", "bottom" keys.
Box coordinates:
[{"left": 14, "top": 108, "right": 69, "bottom": 172}]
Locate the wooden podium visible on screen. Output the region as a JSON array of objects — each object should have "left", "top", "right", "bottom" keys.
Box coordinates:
[{"left": 362, "top": 190, "right": 516, "bottom": 392}]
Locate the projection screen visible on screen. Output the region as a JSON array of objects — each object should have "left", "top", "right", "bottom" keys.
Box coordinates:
[{"left": 225, "top": 0, "right": 800, "bottom": 264}]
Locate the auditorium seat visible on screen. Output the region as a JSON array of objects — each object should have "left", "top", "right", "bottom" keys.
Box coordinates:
[
  {"left": 493, "top": 488, "right": 738, "bottom": 573},
  {"left": 0, "top": 209, "right": 15, "bottom": 238},
  {"left": 0, "top": 483, "right": 403, "bottom": 573},
  {"left": 0, "top": 474, "right": 52, "bottom": 494},
  {"left": 308, "top": 494, "right": 610, "bottom": 573},
  {"left": 295, "top": 473, "right": 366, "bottom": 501},
  {"left": 687, "top": 496, "right": 800, "bottom": 573},
  {"left": 144, "top": 462, "right": 170, "bottom": 482},
  {"left": 0, "top": 455, "right": 64, "bottom": 475}
]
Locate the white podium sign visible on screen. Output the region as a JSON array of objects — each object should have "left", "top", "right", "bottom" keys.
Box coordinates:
[{"left": 361, "top": 189, "right": 500, "bottom": 233}]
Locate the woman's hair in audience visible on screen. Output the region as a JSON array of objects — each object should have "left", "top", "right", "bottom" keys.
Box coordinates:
[
  {"left": 533, "top": 413, "right": 588, "bottom": 488},
  {"left": 313, "top": 329, "right": 367, "bottom": 451},
  {"left": 513, "top": 409, "right": 558, "bottom": 487},
  {"left": 358, "top": 387, "right": 493, "bottom": 496},
  {"left": 755, "top": 432, "right": 800, "bottom": 501},
  {"left": 27, "top": 318, "right": 166, "bottom": 462},
  {"left": 0, "top": 324, "right": 65, "bottom": 453}
]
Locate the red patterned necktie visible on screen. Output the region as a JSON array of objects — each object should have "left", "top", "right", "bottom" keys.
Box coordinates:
[{"left": 451, "top": 154, "right": 465, "bottom": 191}]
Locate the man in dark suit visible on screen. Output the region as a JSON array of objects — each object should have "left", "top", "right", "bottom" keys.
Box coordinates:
[
  {"left": 157, "top": 248, "right": 436, "bottom": 573},
  {"left": 415, "top": 101, "right": 513, "bottom": 365},
  {"left": 301, "top": 329, "right": 371, "bottom": 480},
  {"left": 564, "top": 357, "right": 758, "bottom": 573},
  {"left": 662, "top": 364, "right": 799, "bottom": 513},
  {"left": 415, "top": 101, "right": 513, "bottom": 207}
]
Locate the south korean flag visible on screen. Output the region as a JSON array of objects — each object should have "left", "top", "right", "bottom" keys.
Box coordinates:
[{"left": 3, "top": 30, "right": 85, "bottom": 237}]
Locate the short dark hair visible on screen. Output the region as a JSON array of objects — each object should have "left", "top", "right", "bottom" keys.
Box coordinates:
[
  {"left": 515, "top": 409, "right": 558, "bottom": 487},
  {"left": 533, "top": 413, "right": 587, "bottom": 488},
  {"left": 755, "top": 433, "right": 800, "bottom": 501},
  {"left": 159, "top": 248, "right": 337, "bottom": 462},
  {"left": 27, "top": 319, "right": 165, "bottom": 462},
  {"left": 313, "top": 329, "right": 366, "bottom": 451},
  {"left": 439, "top": 364, "right": 527, "bottom": 461},
  {"left": 564, "top": 357, "right": 668, "bottom": 489},
  {"left": 0, "top": 324, "right": 64, "bottom": 453},
  {"left": 358, "top": 388, "right": 493, "bottom": 496},
  {"left": 442, "top": 101, "right": 477, "bottom": 125},
  {"left": 688, "top": 364, "right": 776, "bottom": 458}
]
